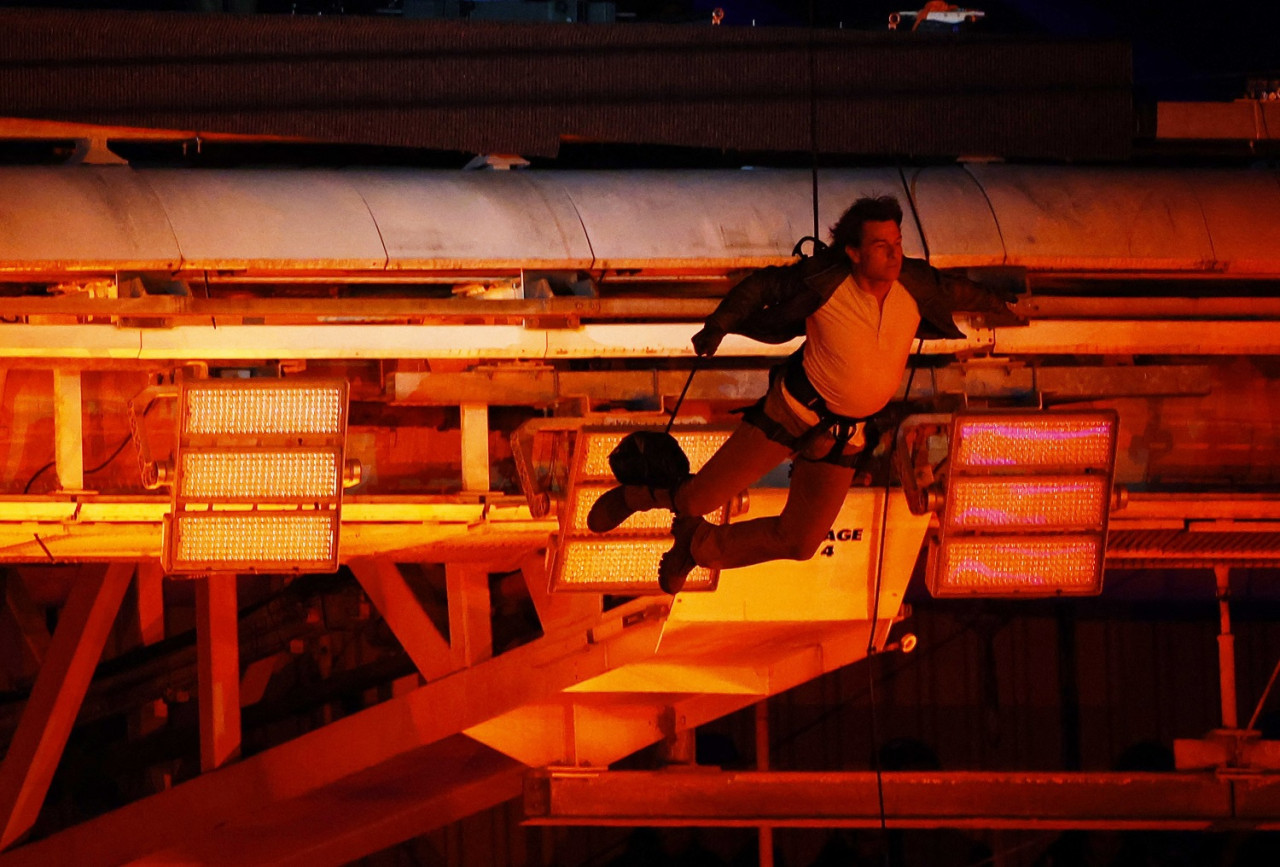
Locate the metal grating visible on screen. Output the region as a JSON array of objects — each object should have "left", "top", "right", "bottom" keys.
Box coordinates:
[{"left": 1107, "top": 529, "right": 1280, "bottom": 567}]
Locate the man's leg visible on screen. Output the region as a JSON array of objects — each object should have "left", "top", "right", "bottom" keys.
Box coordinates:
[
  {"left": 673, "top": 421, "right": 793, "bottom": 517},
  {"left": 688, "top": 456, "right": 854, "bottom": 569}
]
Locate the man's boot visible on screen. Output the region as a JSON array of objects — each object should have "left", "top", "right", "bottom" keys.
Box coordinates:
[
  {"left": 658, "top": 515, "right": 706, "bottom": 595},
  {"left": 586, "top": 480, "right": 684, "bottom": 534}
]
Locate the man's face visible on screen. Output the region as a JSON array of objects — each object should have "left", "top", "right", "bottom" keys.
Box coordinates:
[{"left": 845, "top": 220, "right": 903, "bottom": 284}]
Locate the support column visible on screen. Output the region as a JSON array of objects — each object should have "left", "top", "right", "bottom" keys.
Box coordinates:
[
  {"left": 1215, "top": 566, "right": 1238, "bottom": 730},
  {"left": 52, "top": 369, "right": 83, "bottom": 492},
  {"left": 0, "top": 563, "right": 131, "bottom": 850},
  {"left": 135, "top": 560, "right": 165, "bottom": 647},
  {"left": 446, "top": 564, "right": 492, "bottom": 666},
  {"left": 460, "top": 403, "right": 490, "bottom": 493},
  {"left": 196, "top": 574, "right": 241, "bottom": 772},
  {"left": 755, "top": 700, "right": 774, "bottom": 867}
]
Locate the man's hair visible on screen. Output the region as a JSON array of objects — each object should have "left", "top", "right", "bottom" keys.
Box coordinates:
[{"left": 830, "top": 196, "right": 903, "bottom": 249}]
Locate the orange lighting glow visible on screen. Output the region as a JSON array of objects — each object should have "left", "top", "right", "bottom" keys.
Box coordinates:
[
  {"left": 946, "top": 476, "right": 1110, "bottom": 531},
  {"left": 179, "top": 450, "right": 341, "bottom": 500},
  {"left": 166, "top": 512, "right": 339, "bottom": 572},
  {"left": 952, "top": 412, "right": 1117, "bottom": 471},
  {"left": 578, "top": 429, "right": 730, "bottom": 481},
  {"left": 549, "top": 424, "right": 735, "bottom": 593},
  {"left": 183, "top": 383, "right": 345, "bottom": 436},
  {"left": 552, "top": 537, "right": 718, "bottom": 593},
  {"left": 165, "top": 377, "right": 350, "bottom": 575},
  {"left": 932, "top": 536, "right": 1103, "bottom": 597}
]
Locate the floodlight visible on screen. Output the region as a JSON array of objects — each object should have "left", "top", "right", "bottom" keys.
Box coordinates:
[
  {"left": 551, "top": 536, "right": 719, "bottom": 593},
  {"left": 930, "top": 535, "right": 1105, "bottom": 597},
  {"left": 951, "top": 413, "right": 1115, "bottom": 471},
  {"left": 577, "top": 428, "right": 733, "bottom": 481},
  {"left": 548, "top": 424, "right": 735, "bottom": 594},
  {"left": 945, "top": 476, "right": 1111, "bottom": 532},
  {"left": 181, "top": 382, "right": 345, "bottom": 437},
  {"left": 178, "top": 450, "right": 343, "bottom": 501},
  {"left": 167, "top": 512, "right": 340, "bottom": 574},
  {"left": 163, "top": 378, "right": 350, "bottom": 575},
  {"left": 931, "top": 410, "right": 1118, "bottom": 598}
]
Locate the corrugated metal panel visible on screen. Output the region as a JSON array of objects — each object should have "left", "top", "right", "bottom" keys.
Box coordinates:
[
  {"left": 0, "top": 10, "right": 1133, "bottom": 161},
  {"left": 139, "top": 169, "right": 387, "bottom": 271},
  {"left": 556, "top": 169, "right": 924, "bottom": 270},
  {"left": 1190, "top": 171, "right": 1280, "bottom": 275},
  {"left": 347, "top": 170, "right": 592, "bottom": 271},
  {"left": 902, "top": 165, "right": 1006, "bottom": 268},
  {"left": 964, "top": 166, "right": 1218, "bottom": 272},
  {"left": 0, "top": 167, "right": 180, "bottom": 272}
]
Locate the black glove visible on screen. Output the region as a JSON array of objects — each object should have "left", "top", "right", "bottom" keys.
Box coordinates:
[{"left": 691, "top": 326, "right": 725, "bottom": 357}]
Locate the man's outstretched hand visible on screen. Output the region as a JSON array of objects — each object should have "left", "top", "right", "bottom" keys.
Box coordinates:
[{"left": 691, "top": 326, "right": 725, "bottom": 357}]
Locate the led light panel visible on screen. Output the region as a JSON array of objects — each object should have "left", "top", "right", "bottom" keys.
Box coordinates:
[
  {"left": 578, "top": 428, "right": 732, "bottom": 482},
  {"left": 565, "top": 486, "right": 730, "bottom": 535},
  {"left": 946, "top": 476, "right": 1110, "bottom": 532},
  {"left": 931, "top": 536, "right": 1103, "bottom": 597},
  {"left": 179, "top": 451, "right": 341, "bottom": 500},
  {"left": 552, "top": 538, "right": 718, "bottom": 593},
  {"left": 167, "top": 512, "right": 339, "bottom": 572},
  {"left": 183, "top": 383, "right": 345, "bottom": 436},
  {"left": 952, "top": 412, "right": 1117, "bottom": 471}
]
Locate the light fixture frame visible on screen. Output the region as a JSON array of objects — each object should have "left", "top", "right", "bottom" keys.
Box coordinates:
[
  {"left": 548, "top": 424, "right": 734, "bottom": 594},
  {"left": 162, "top": 377, "right": 350, "bottom": 575},
  {"left": 929, "top": 409, "right": 1119, "bottom": 598}
]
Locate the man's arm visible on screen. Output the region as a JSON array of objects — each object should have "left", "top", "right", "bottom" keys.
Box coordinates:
[
  {"left": 901, "top": 258, "right": 1026, "bottom": 320},
  {"left": 692, "top": 263, "right": 798, "bottom": 356}
]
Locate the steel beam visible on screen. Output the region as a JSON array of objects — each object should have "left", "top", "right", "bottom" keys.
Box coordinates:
[
  {"left": 0, "top": 563, "right": 132, "bottom": 850},
  {"left": 195, "top": 574, "right": 240, "bottom": 772},
  {"left": 460, "top": 403, "right": 490, "bottom": 493},
  {"left": 0, "top": 598, "right": 666, "bottom": 866},
  {"left": 2, "top": 574, "right": 50, "bottom": 672},
  {"left": 446, "top": 563, "right": 492, "bottom": 667},
  {"left": 51, "top": 370, "right": 82, "bottom": 492},
  {"left": 7, "top": 319, "right": 1280, "bottom": 361},
  {"left": 348, "top": 558, "right": 456, "bottom": 682},
  {"left": 524, "top": 769, "right": 1256, "bottom": 830}
]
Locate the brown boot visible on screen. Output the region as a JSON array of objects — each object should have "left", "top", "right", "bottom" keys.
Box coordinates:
[
  {"left": 658, "top": 515, "right": 705, "bottom": 594},
  {"left": 586, "top": 485, "right": 674, "bottom": 533}
]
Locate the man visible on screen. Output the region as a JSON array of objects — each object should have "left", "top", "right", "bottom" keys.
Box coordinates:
[{"left": 588, "top": 196, "right": 1017, "bottom": 593}]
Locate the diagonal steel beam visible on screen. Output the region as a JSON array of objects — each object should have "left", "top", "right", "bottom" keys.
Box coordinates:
[
  {"left": 0, "top": 599, "right": 666, "bottom": 866},
  {"left": 349, "top": 558, "right": 455, "bottom": 681},
  {"left": 0, "top": 562, "right": 132, "bottom": 850}
]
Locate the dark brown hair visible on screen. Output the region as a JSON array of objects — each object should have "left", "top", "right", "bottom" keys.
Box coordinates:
[{"left": 830, "top": 196, "right": 903, "bottom": 249}]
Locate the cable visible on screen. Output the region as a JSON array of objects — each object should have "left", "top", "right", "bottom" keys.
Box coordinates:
[
  {"left": 663, "top": 359, "right": 700, "bottom": 435},
  {"left": 21, "top": 397, "right": 158, "bottom": 494},
  {"left": 862, "top": 339, "right": 925, "bottom": 848},
  {"left": 23, "top": 432, "right": 131, "bottom": 493}
]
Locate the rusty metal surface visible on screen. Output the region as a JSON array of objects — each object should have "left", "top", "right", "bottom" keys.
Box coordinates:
[
  {"left": 552, "top": 168, "right": 926, "bottom": 270},
  {"left": 964, "top": 166, "right": 1218, "bottom": 272},
  {"left": 138, "top": 169, "right": 387, "bottom": 271},
  {"left": 525, "top": 769, "right": 1238, "bottom": 829},
  {"left": 0, "top": 166, "right": 1278, "bottom": 276},
  {"left": 0, "top": 167, "right": 179, "bottom": 272},
  {"left": 1188, "top": 170, "right": 1280, "bottom": 275},
  {"left": 346, "top": 170, "right": 592, "bottom": 270},
  {"left": 902, "top": 165, "right": 1006, "bottom": 268}
]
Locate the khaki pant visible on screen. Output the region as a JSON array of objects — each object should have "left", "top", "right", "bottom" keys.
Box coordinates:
[{"left": 673, "top": 376, "right": 858, "bottom": 569}]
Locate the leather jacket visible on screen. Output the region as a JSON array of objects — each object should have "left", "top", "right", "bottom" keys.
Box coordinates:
[{"left": 703, "top": 248, "right": 1015, "bottom": 344}]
